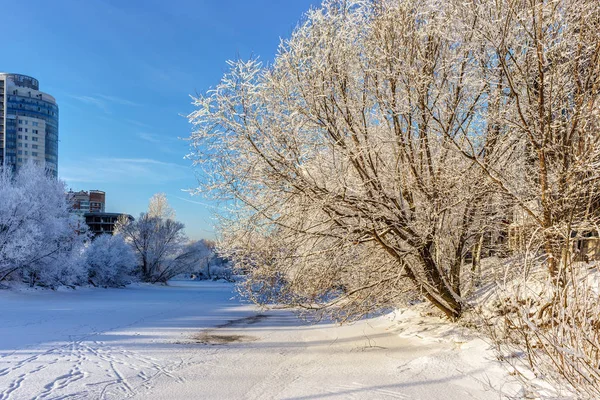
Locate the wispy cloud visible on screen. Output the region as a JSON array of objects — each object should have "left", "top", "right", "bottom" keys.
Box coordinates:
[
  {"left": 174, "top": 196, "right": 221, "bottom": 210},
  {"left": 135, "top": 132, "right": 185, "bottom": 155},
  {"left": 94, "top": 94, "right": 140, "bottom": 107},
  {"left": 60, "top": 157, "right": 191, "bottom": 185},
  {"left": 68, "top": 93, "right": 141, "bottom": 114},
  {"left": 107, "top": 157, "right": 185, "bottom": 167},
  {"left": 124, "top": 119, "right": 153, "bottom": 129},
  {"left": 139, "top": 61, "right": 195, "bottom": 91},
  {"left": 69, "top": 95, "right": 110, "bottom": 113},
  {"left": 136, "top": 132, "right": 162, "bottom": 144}
]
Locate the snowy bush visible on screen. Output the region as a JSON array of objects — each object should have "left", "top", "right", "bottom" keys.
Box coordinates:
[
  {"left": 85, "top": 234, "right": 138, "bottom": 287},
  {"left": 187, "top": 240, "right": 233, "bottom": 281},
  {"left": 203, "top": 259, "right": 233, "bottom": 281},
  {"left": 485, "top": 258, "right": 600, "bottom": 399},
  {"left": 0, "top": 163, "right": 88, "bottom": 287},
  {"left": 159, "top": 239, "right": 213, "bottom": 283},
  {"left": 194, "top": 260, "right": 233, "bottom": 281},
  {"left": 32, "top": 241, "right": 88, "bottom": 288}
]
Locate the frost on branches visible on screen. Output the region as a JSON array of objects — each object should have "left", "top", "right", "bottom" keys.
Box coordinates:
[
  {"left": 188, "top": 0, "right": 600, "bottom": 395},
  {"left": 187, "top": 0, "right": 600, "bottom": 321},
  {"left": 187, "top": 0, "right": 502, "bottom": 320},
  {"left": 85, "top": 234, "right": 137, "bottom": 287},
  {"left": 0, "top": 163, "right": 88, "bottom": 287},
  {"left": 117, "top": 194, "right": 211, "bottom": 283}
]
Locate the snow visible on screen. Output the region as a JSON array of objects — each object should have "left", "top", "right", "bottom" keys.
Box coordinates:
[{"left": 0, "top": 281, "right": 521, "bottom": 399}]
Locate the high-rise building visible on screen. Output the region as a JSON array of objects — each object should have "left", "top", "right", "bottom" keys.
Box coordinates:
[{"left": 0, "top": 73, "right": 59, "bottom": 176}]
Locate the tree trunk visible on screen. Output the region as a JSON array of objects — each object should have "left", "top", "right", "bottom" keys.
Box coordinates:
[
  {"left": 419, "top": 244, "right": 462, "bottom": 319},
  {"left": 471, "top": 233, "right": 484, "bottom": 274}
]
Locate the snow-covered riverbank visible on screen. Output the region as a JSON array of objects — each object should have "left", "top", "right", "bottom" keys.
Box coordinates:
[{"left": 0, "top": 281, "right": 520, "bottom": 399}]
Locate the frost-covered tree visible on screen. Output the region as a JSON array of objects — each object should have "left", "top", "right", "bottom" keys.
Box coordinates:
[
  {"left": 187, "top": 0, "right": 600, "bottom": 392},
  {"left": 168, "top": 239, "right": 213, "bottom": 281},
  {"left": 85, "top": 234, "right": 137, "bottom": 287},
  {"left": 188, "top": 0, "right": 600, "bottom": 321},
  {"left": 148, "top": 192, "right": 176, "bottom": 220},
  {"left": 187, "top": 0, "right": 500, "bottom": 319},
  {"left": 188, "top": 239, "right": 221, "bottom": 279},
  {"left": 117, "top": 210, "right": 207, "bottom": 283},
  {"left": 0, "top": 163, "right": 88, "bottom": 287},
  {"left": 116, "top": 213, "right": 181, "bottom": 282},
  {"left": 468, "top": 0, "right": 600, "bottom": 280},
  {"left": 463, "top": 1, "right": 600, "bottom": 395}
]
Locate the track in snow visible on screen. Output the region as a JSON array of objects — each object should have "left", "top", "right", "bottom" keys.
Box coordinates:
[{"left": 0, "top": 281, "right": 520, "bottom": 399}]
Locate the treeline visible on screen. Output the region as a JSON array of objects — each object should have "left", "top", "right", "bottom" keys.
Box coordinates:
[{"left": 0, "top": 164, "right": 213, "bottom": 288}]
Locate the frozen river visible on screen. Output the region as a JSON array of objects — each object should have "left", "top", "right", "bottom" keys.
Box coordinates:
[{"left": 0, "top": 281, "right": 517, "bottom": 399}]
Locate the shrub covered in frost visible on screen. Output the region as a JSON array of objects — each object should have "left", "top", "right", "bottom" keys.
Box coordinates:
[{"left": 85, "top": 234, "right": 138, "bottom": 287}]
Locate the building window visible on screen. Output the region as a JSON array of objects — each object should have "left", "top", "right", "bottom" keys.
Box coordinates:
[
  {"left": 18, "top": 143, "right": 22, "bottom": 148},
  {"left": 24, "top": 136, "right": 28, "bottom": 140},
  {"left": 18, "top": 127, "right": 22, "bottom": 132},
  {"left": 24, "top": 151, "right": 28, "bottom": 155},
  {"left": 32, "top": 144, "right": 38, "bottom": 149},
  {"left": 32, "top": 152, "right": 38, "bottom": 157},
  {"left": 18, "top": 119, "right": 22, "bottom": 124},
  {"left": 17, "top": 150, "right": 22, "bottom": 155},
  {"left": 17, "top": 158, "right": 22, "bottom": 162},
  {"left": 32, "top": 137, "right": 38, "bottom": 142},
  {"left": 24, "top": 120, "right": 28, "bottom": 125},
  {"left": 24, "top": 129, "right": 28, "bottom": 133},
  {"left": 33, "top": 129, "right": 38, "bottom": 134},
  {"left": 17, "top": 135, "right": 22, "bottom": 139},
  {"left": 32, "top": 122, "right": 38, "bottom": 127},
  {"left": 24, "top": 144, "right": 28, "bottom": 148}
]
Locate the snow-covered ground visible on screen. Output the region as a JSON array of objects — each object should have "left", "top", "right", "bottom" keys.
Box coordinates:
[{"left": 0, "top": 281, "right": 520, "bottom": 399}]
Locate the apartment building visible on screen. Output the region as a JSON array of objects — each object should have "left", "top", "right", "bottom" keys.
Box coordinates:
[{"left": 0, "top": 73, "right": 58, "bottom": 175}]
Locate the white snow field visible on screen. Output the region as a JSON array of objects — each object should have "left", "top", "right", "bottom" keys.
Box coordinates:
[{"left": 0, "top": 281, "right": 520, "bottom": 399}]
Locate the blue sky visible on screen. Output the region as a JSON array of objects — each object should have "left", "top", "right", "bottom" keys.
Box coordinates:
[{"left": 2, "top": 0, "right": 320, "bottom": 240}]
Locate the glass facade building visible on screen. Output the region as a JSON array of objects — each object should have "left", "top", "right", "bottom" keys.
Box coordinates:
[{"left": 0, "top": 73, "right": 58, "bottom": 176}]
